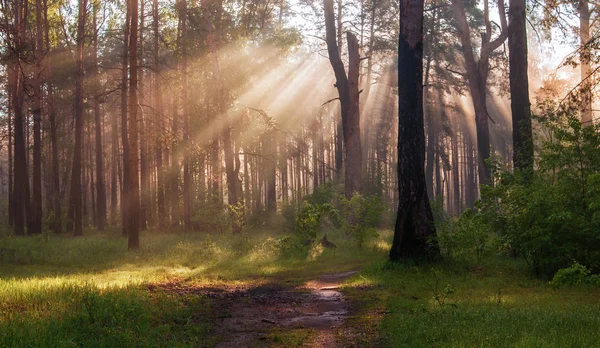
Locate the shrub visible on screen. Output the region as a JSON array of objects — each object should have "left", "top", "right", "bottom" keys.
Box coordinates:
[
  {"left": 551, "top": 261, "right": 600, "bottom": 288},
  {"left": 339, "top": 194, "right": 384, "bottom": 247},
  {"left": 437, "top": 209, "right": 497, "bottom": 265},
  {"left": 477, "top": 114, "right": 600, "bottom": 277}
]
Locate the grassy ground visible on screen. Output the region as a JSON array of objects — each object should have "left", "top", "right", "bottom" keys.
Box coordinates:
[
  {"left": 0, "top": 228, "right": 385, "bottom": 347},
  {"left": 1, "top": 228, "right": 599, "bottom": 347}
]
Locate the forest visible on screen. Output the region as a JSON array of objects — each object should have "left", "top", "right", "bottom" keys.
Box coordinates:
[{"left": 1, "top": 0, "right": 600, "bottom": 346}]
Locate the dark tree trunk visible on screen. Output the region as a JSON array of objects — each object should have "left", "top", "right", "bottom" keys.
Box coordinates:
[
  {"left": 154, "top": 0, "right": 166, "bottom": 229},
  {"left": 93, "top": 2, "right": 107, "bottom": 230},
  {"left": 30, "top": 0, "right": 44, "bottom": 235},
  {"left": 121, "top": 6, "right": 131, "bottom": 237},
  {"left": 45, "top": 0, "right": 61, "bottom": 233},
  {"left": 128, "top": 0, "right": 141, "bottom": 249},
  {"left": 68, "top": 0, "right": 87, "bottom": 236},
  {"left": 508, "top": 0, "right": 533, "bottom": 171},
  {"left": 390, "top": 0, "right": 438, "bottom": 261}
]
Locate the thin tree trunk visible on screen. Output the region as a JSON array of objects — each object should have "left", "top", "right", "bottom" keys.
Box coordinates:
[
  {"left": 93, "top": 2, "right": 107, "bottom": 230},
  {"left": 128, "top": 0, "right": 141, "bottom": 249},
  {"left": 68, "top": 0, "right": 87, "bottom": 236},
  {"left": 580, "top": 0, "right": 592, "bottom": 125}
]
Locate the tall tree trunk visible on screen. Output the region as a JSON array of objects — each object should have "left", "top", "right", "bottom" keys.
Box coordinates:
[
  {"left": 390, "top": 0, "right": 438, "bottom": 260},
  {"left": 154, "top": 0, "right": 166, "bottom": 229},
  {"left": 202, "top": 0, "right": 238, "bottom": 206},
  {"left": 179, "top": 0, "right": 192, "bottom": 230},
  {"left": 324, "top": 0, "right": 363, "bottom": 198},
  {"left": 579, "top": 0, "right": 592, "bottom": 124},
  {"left": 30, "top": 0, "right": 44, "bottom": 235},
  {"left": 508, "top": 0, "right": 533, "bottom": 170},
  {"left": 451, "top": 0, "right": 507, "bottom": 187},
  {"left": 93, "top": 2, "right": 107, "bottom": 230},
  {"left": 139, "top": 0, "right": 150, "bottom": 230},
  {"left": 128, "top": 0, "right": 141, "bottom": 249},
  {"left": 45, "top": 0, "right": 61, "bottom": 233},
  {"left": 121, "top": 5, "right": 131, "bottom": 236},
  {"left": 68, "top": 0, "right": 87, "bottom": 236}
]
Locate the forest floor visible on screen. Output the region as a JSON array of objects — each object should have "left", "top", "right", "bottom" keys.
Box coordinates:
[{"left": 2, "top": 228, "right": 600, "bottom": 347}]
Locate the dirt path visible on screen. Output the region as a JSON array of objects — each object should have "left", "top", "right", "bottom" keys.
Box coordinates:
[
  {"left": 213, "top": 270, "right": 357, "bottom": 347},
  {"left": 152, "top": 271, "right": 358, "bottom": 347}
]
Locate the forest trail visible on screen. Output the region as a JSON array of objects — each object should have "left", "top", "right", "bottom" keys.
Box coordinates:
[
  {"left": 213, "top": 270, "right": 357, "bottom": 347},
  {"left": 152, "top": 271, "right": 358, "bottom": 347}
]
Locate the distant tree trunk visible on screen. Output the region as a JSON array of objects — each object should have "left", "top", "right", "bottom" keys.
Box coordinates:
[
  {"left": 154, "top": 0, "right": 166, "bottom": 229},
  {"left": 508, "top": 0, "right": 533, "bottom": 171},
  {"left": 324, "top": 0, "right": 363, "bottom": 198},
  {"left": 128, "top": 0, "right": 141, "bottom": 249},
  {"left": 139, "top": 0, "right": 149, "bottom": 230},
  {"left": 579, "top": 0, "right": 592, "bottom": 125},
  {"left": 7, "top": 76, "right": 13, "bottom": 228},
  {"left": 68, "top": 0, "right": 87, "bottom": 236},
  {"left": 93, "top": 2, "right": 107, "bottom": 230},
  {"left": 390, "top": 0, "right": 438, "bottom": 260},
  {"left": 121, "top": 6, "right": 131, "bottom": 237},
  {"left": 451, "top": 0, "right": 507, "bottom": 187},
  {"left": 202, "top": 0, "right": 238, "bottom": 207},
  {"left": 179, "top": 0, "right": 192, "bottom": 230},
  {"left": 30, "top": 0, "right": 44, "bottom": 235},
  {"left": 45, "top": 0, "right": 61, "bottom": 233}
]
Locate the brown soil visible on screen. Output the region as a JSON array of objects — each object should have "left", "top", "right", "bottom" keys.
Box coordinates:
[{"left": 150, "top": 271, "right": 358, "bottom": 347}]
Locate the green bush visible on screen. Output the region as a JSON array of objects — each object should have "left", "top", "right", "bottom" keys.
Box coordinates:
[
  {"left": 437, "top": 209, "right": 497, "bottom": 265},
  {"left": 477, "top": 114, "right": 600, "bottom": 277},
  {"left": 339, "top": 193, "right": 384, "bottom": 247},
  {"left": 551, "top": 261, "right": 600, "bottom": 288}
]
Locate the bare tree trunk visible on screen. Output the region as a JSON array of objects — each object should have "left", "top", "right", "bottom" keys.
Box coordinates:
[
  {"left": 179, "top": 0, "right": 192, "bottom": 230},
  {"left": 202, "top": 0, "right": 238, "bottom": 206},
  {"left": 390, "top": 0, "right": 438, "bottom": 260},
  {"left": 68, "top": 0, "right": 87, "bottom": 236},
  {"left": 30, "top": 0, "right": 44, "bottom": 235},
  {"left": 508, "top": 0, "right": 533, "bottom": 170},
  {"left": 44, "top": 0, "right": 61, "bottom": 232},
  {"left": 128, "top": 0, "right": 141, "bottom": 249},
  {"left": 451, "top": 0, "right": 507, "bottom": 187},
  {"left": 93, "top": 2, "right": 107, "bottom": 230},
  {"left": 154, "top": 0, "right": 166, "bottom": 229},
  {"left": 121, "top": 5, "right": 131, "bottom": 236},
  {"left": 579, "top": 0, "right": 592, "bottom": 125},
  {"left": 324, "top": 0, "right": 363, "bottom": 198}
]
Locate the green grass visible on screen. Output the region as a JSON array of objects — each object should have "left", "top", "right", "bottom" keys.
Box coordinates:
[
  {"left": 344, "top": 258, "right": 600, "bottom": 347},
  {"left": 2, "top": 228, "right": 600, "bottom": 347},
  {"left": 0, "top": 228, "right": 386, "bottom": 347}
]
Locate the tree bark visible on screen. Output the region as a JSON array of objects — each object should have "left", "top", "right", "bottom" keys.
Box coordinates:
[
  {"left": 121, "top": 5, "right": 131, "bottom": 236},
  {"left": 324, "top": 0, "right": 363, "bottom": 198},
  {"left": 390, "top": 0, "right": 438, "bottom": 260},
  {"left": 68, "top": 0, "right": 87, "bottom": 236},
  {"left": 30, "top": 0, "right": 44, "bottom": 235},
  {"left": 93, "top": 2, "right": 107, "bottom": 230},
  {"left": 451, "top": 0, "right": 507, "bottom": 187},
  {"left": 154, "top": 0, "right": 166, "bottom": 229},
  {"left": 128, "top": 0, "right": 141, "bottom": 249},
  {"left": 579, "top": 0, "right": 592, "bottom": 125},
  {"left": 508, "top": 0, "right": 533, "bottom": 171}
]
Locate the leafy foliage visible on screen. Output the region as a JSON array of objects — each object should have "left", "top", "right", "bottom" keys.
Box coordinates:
[{"left": 475, "top": 113, "right": 600, "bottom": 277}]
